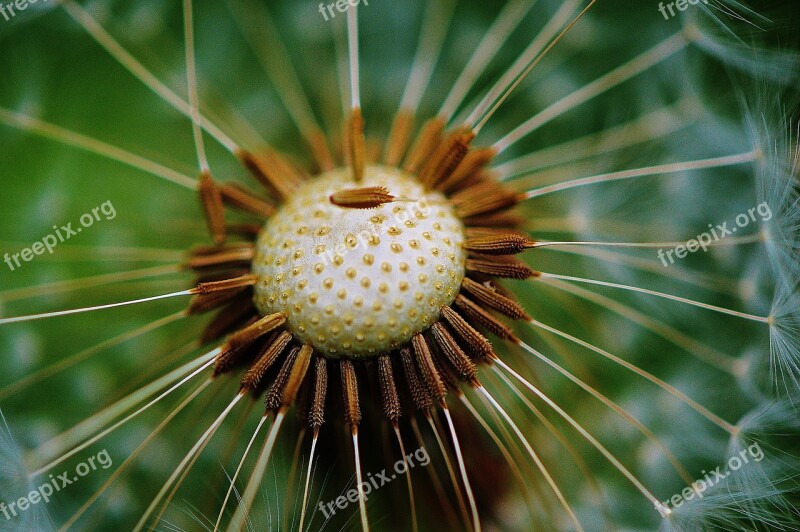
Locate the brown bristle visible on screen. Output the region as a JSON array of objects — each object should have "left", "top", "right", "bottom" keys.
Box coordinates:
[
  {"left": 378, "top": 354, "right": 402, "bottom": 422},
  {"left": 418, "top": 127, "right": 475, "bottom": 189},
  {"left": 403, "top": 116, "right": 446, "bottom": 173},
  {"left": 439, "top": 306, "right": 494, "bottom": 361},
  {"left": 309, "top": 357, "right": 328, "bottom": 431},
  {"left": 411, "top": 333, "right": 446, "bottom": 404},
  {"left": 437, "top": 146, "right": 497, "bottom": 193},
  {"left": 430, "top": 322, "right": 477, "bottom": 382},
  {"left": 464, "top": 234, "right": 536, "bottom": 255},
  {"left": 193, "top": 273, "right": 257, "bottom": 295},
  {"left": 213, "top": 316, "right": 259, "bottom": 375},
  {"left": 265, "top": 346, "right": 299, "bottom": 411},
  {"left": 464, "top": 227, "right": 527, "bottom": 240},
  {"left": 237, "top": 149, "right": 298, "bottom": 201},
  {"left": 200, "top": 295, "right": 255, "bottom": 344},
  {"left": 384, "top": 110, "right": 414, "bottom": 167},
  {"left": 400, "top": 347, "right": 433, "bottom": 411},
  {"left": 226, "top": 312, "right": 287, "bottom": 352},
  {"left": 188, "top": 286, "right": 249, "bottom": 315},
  {"left": 307, "top": 127, "right": 335, "bottom": 172},
  {"left": 461, "top": 278, "right": 531, "bottom": 320},
  {"left": 465, "top": 255, "right": 537, "bottom": 279},
  {"left": 187, "top": 247, "right": 255, "bottom": 271},
  {"left": 280, "top": 344, "right": 313, "bottom": 407},
  {"left": 220, "top": 183, "right": 275, "bottom": 217},
  {"left": 240, "top": 331, "right": 292, "bottom": 392},
  {"left": 453, "top": 184, "right": 521, "bottom": 219},
  {"left": 198, "top": 171, "right": 226, "bottom": 245},
  {"left": 330, "top": 186, "right": 396, "bottom": 209},
  {"left": 366, "top": 137, "right": 382, "bottom": 164},
  {"left": 463, "top": 211, "right": 525, "bottom": 228},
  {"left": 341, "top": 359, "right": 361, "bottom": 427},
  {"left": 454, "top": 294, "right": 519, "bottom": 343},
  {"left": 348, "top": 108, "right": 366, "bottom": 183},
  {"left": 431, "top": 348, "right": 462, "bottom": 392}
]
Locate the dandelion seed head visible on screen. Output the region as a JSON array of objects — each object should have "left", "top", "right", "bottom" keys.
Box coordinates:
[{"left": 253, "top": 165, "right": 466, "bottom": 358}]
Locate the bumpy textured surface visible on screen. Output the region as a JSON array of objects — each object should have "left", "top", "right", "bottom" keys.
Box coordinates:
[{"left": 253, "top": 166, "right": 466, "bottom": 358}]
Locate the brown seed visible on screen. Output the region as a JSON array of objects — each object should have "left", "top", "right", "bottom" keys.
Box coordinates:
[
  {"left": 412, "top": 333, "right": 446, "bottom": 404},
  {"left": 348, "top": 108, "right": 366, "bottom": 183},
  {"left": 220, "top": 183, "right": 275, "bottom": 217},
  {"left": 430, "top": 322, "right": 477, "bottom": 381},
  {"left": 454, "top": 294, "right": 519, "bottom": 343},
  {"left": 461, "top": 277, "right": 531, "bottom": 320},
  {"left": 378, "top": 354, "right": 402, "bottom": 422},
  {"left": 403, "top": 116, "right": 446, "bottom": 173},
  {"left": 465, "top": 255, "right": 537, "bottom": 279},
  {"left": 439, "top": 306, "right": 494, "bottom": 361},
  {"left": 240, "top": 331, "right": 293, "bottom": 392},
  {"left": 400, "top": 347, "right": 433, "bottom": 411},
  {"left": 198, "top": 171, "right": 226, "bottom": 245},
  {"left": 384, "top": 109, "right": 414, "bottom": 167},
  {"left": 330, "top": 186, "right": 396, "bottom": 209},
  {"left": 309, "top": 357, "right": 328, "bottom": 431},
  {"left": 464, "top": 234, "right": 536, "bottom": 255},
  {"left": 341, "top": 359, "right": 361, "bottom": 427}
]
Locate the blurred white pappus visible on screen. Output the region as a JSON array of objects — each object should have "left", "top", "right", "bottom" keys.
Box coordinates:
[{"left": 0, "top": 411, "right": 53, "bottom": 531}]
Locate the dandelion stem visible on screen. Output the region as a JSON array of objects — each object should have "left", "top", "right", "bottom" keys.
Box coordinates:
[
  {"left": 522, "top": 315, "right": 737, "bottom": 432},
  {"left": 297, "top": 430, "right": 319, "bottom": 532},
  {"left": 491, "top": 361, "right": 663, "bottom": 509},
  {"left": 227, "top": 409, "right": 286, "bottom": 532},
  {"left": 439, "top": 0, "right": 535, "bottom": 122},
  {"left": 493, "top": 31, "right": 690, "bottom": 152},
  {"left": 464, "top": 0, "right": 581, "bottom": 128},
  {"left": 0, "top": 290, "right": 194, "bottom": 325},
  {"left": 0, "top": 264, "right": 185, "bottom": 303},
  {"left": 476, "top": 386, "right": 583, "bottom": 531},
  {"left": 400, "top": 0, "right": 457, "bottom": 113},
  {"left": 392, "top": 424, "right": 418, "bottom": 532},
  {"left": 537, "top": 271, "right": 770, "bottom": 323},
  {"left": 0, "top": 107, "right": 197, "bottom": 190},
  {"left": 227, "top": 0, "right": 334, "bottom": 170},
  {"left": 495, "top": 97, "right": 699, "bottom": 179},
  {"left": 135, "top": 392, "right": 245, "bottom": 531},
  {"left": 543, "top": 277, "right": 740, "bottom": 374},
  {"left": 61, "top": 0, "right": 239, "bottom": 153},
  {"left": 519, "top": 151, "right": 760, "bottom": 199},
  {"left": 61, "top": 380, "right": 212, "bottom": 531},
  {"left": 183, "top": 0, "right": 209, "bottom": 173},
  {"left": 442, "top": 405, "right": 482, "bottom": 532},
  {"left": 30, "top": 348, "right": 220, "bottom": 476},
  {"left": 426, "top": 412, "right": 471, "bottom": 529},
  {"left": 0, "top": 311, "right": 186, "bottom": 402},
  {"left": 513, "top": 339, "right": 694, "bottom": 483}
]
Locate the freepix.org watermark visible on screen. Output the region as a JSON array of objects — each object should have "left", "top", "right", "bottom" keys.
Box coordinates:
[
  {"left": 0, "top": 0, "right": 48, "bottom": 22},
  {"left": 1, "top": 449, "right": 113, "bottom": 521},
  {"left": 318, "top": 0, "right": 368, "bottom": 22},
  {"left": 657, "top": 202, "right": 772, "bottom": 267},
  {"left": 318, "top": 446, "right": 430, "bottom": 519},
  {"left": 4, "top": 200, "right": 117, "bottom": 272},
  {"left": 655, "top": 442, "right": 765, "bottom": 516},
  {"left": 657, "top": 0, "right": 709, "bottom": 21}
]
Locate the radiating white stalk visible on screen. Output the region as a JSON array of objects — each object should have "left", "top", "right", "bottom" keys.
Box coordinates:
[
  {"left": 61, "top": 0, "right": 239, "bottom": 153},
  {"left": 0, "top": 107, "right": 197, "bottom": 190},
  {"left": 0, "top": 290, "right": 193, "bottom": 325},
  {"left": 439, "top": 0, "right": 536, "bottom": 121},
  {"left": 537, "top": 272, "right": 770, "bottom": 323},
  {"left": 520, "top": 151, "right": 760, "bottom": 199},
  {"left": 493, "top": 32, "right": 689, "bottom": 152},
  {"left": 30, "top": 348, "right": 220, "bottom": 476}
]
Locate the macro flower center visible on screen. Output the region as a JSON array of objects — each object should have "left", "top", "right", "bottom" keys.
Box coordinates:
[{"left": 253, "top": 165, "right": 466, "bottom": 358}]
